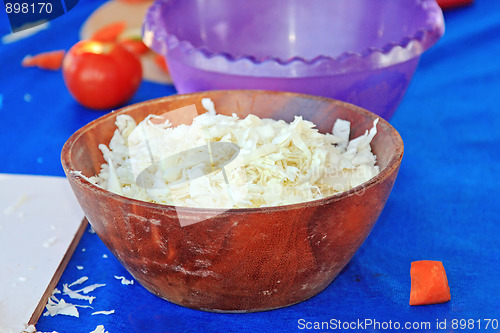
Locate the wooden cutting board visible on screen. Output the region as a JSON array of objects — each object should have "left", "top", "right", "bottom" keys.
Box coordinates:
[{"left": 0, "top": 174, "right": 86, "bottom": 333}]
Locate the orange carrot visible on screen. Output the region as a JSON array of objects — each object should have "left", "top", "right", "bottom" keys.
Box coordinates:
[
  {"left": 410, "top": 260, "right": 451, "bottom": 306},
  {"left": 22, "top": 50, "right": 65, "bottom": 70},
  {"left": 119, "top": 38, "right": 149, "bottom": 55},
  {"left": 154, "top": 53, "right": 169, "bottom": 74},
  {"left": 91, "top": 21, "right": 126, "bottom": 42}
]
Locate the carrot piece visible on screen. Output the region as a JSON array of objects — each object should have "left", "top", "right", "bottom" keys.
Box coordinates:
[
  {"left": 119, "top": 38, "right": 149, "bottom": 55},
  {"left": 410, "top": 260, "right": 451, "bottom": 306},
  {"left": 154, "top": 54, "right": 169, "bottom": 74},
  {"left": 91, "top": 21, "right": 126, "bottom": 42},
  {"left": 22, "top": 50, "right": 65, "bottom": 70}
]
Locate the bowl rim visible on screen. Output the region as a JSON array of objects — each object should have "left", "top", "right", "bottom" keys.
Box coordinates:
[
  {"left": 143, "top": 0, "right": 445, "bottom": 74},
  {"left": 61, "top": 90, "right": 404, "bottom": 215}
]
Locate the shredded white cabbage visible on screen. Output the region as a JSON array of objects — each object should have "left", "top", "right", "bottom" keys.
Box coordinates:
[{"left": 90, "top": 99, "right": 379, "bottom": 208}]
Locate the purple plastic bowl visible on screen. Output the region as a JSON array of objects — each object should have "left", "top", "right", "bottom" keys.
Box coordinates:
[{"left": 143, "top": 0, "right": 444, "bottom": 119}]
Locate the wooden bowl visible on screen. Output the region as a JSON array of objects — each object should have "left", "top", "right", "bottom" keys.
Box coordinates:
[{"left": 61, "top": 90, "right": 403, "bottom": 312}]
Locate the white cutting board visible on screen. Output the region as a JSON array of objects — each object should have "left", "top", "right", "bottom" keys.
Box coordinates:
[{"left": 0, "top": 174, "right": 86, "bottom": 333}]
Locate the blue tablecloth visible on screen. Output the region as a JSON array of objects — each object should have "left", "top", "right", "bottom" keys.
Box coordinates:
[{"left": 1, "top": 1, "right": 499, "bottom": 332}]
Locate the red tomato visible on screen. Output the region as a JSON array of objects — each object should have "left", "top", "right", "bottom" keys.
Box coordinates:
[
  {"left": 62, "top": 40, "right": 142, "bottom": 110},
  {"left": 117, "top": 0, "right": 151, "bottom": 3}
]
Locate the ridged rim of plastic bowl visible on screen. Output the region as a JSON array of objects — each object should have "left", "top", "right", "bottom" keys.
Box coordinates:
[{"left": 143, "top": 0, "right": 445, "bottom": 77}]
